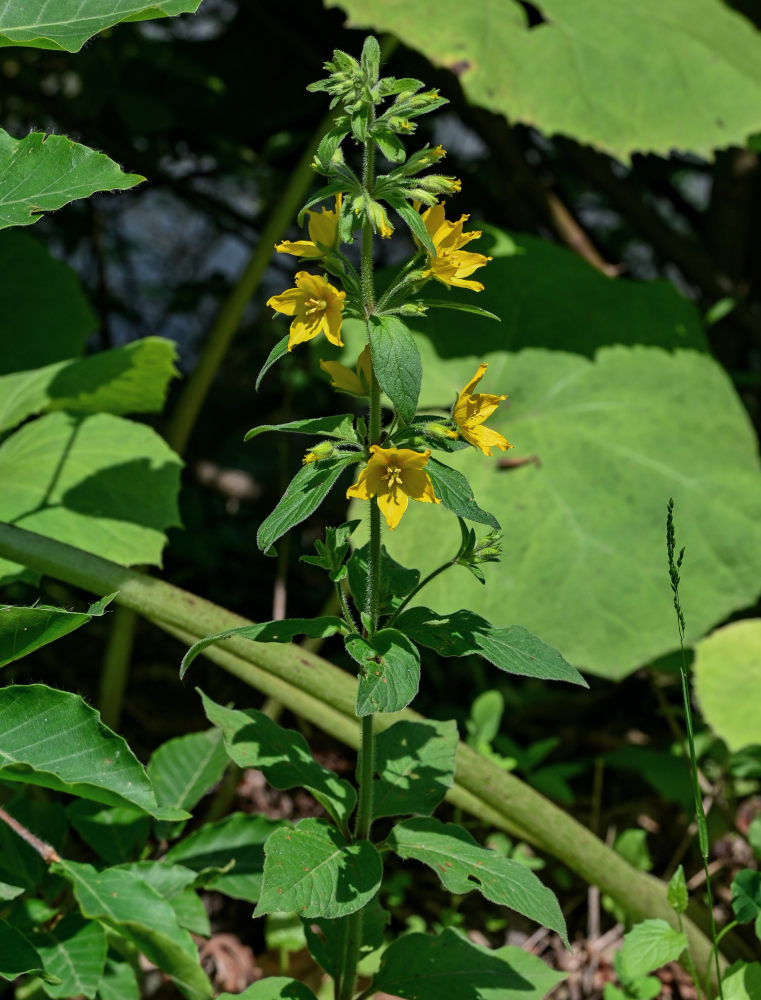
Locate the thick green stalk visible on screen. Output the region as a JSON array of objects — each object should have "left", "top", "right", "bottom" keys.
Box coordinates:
[
  {"left": 0, "top": 523, "right": 739, "bottom": 990},
  {"left": 98, "top": 603, "right": 137, "bottom": 729}
]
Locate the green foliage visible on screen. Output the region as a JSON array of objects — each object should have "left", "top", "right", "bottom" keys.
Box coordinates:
[
  {"left": 731, "top": 869, "right": 761, "bottom": 933},
  {"left": 617, "top": 919, "right": 687, "bottom": 980},
  {"left": 694, "top": 619, "right": 761, "bottom": 752},
  {"left": 721, "top": 961, "right": 761, "bottom": 1000},
  {"left": 301, "top": 519, "right": 360, "bottom": 582},
  {"left": 67, "top": 801, "right": 152, "bottom": 866},
  {"left": 244, "top": 413, "right": 361, "bottom": 444},
  {"left": 347, "top": 628, "right": 421, "bottom": 715},
  {"left": 218, "top": 980, "right": 319, "bottom": 1000},
  {"left": 303, "top": 895, "right": 388, "bottom": 979},
  {"left": 29, "top": 913, "right": 108, "bottom": 999},
  {"left": 0, "top": 593, "right": 114, "bottom": 668},
  {"left": 0, "top": 920, "right": 53, "bottom": 982},
  {"left": 373, "top": 718, "right": 457, "bottom": 819},
  {"left": 147, "top": 727, "right": 229, "bottom": 816},
  {"left": 667, "top": 865, "right": 688, "bottom": 915},
  {"left": 368, "top": 314, "right": 422, "bottom": 424}
]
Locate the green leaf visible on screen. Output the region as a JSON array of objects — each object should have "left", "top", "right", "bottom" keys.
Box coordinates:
[
  {"left": 369, "top": 927, "right": 566, "bottom": 1000},
  {"left": 200, "top": 691, "right": 356, "bottom": 828},
  {"left": 347, "top": 629, "right": 421, "bottom": 716},
  {"left": 0, "top": 131, "right": 142, "bottom": 229},
  {"left": 0, "top": 411, "right": 182, "bottom": 572},
  {"left": 0, "top": 1, "right": 205, "bottom": 51},
  {"left": 164, "top": 813, "right": 281, "bottom": 903},
  {"left": 180, "top": 617, "right": 348, "bottom": 680},
  {"left": 395, "top": 607, "right": 587, "bottom": 686},
  {"left": 301, "top": 519, "right": 361, "bottom": 583},
  {"left": 0, "top": 882, "right": 23, "bottom": 901},
  {"left": 0, "top": 594, "right": 115, "bottom": 668},
  {"left": 0, "top": 919, "right": 51, "bottom": 982},
  {"left": 147, "top": 728, "right": 229, "bottom": 814},
  {"left": 67, "top": 802, "right": 152, "bottom": 866},
  {"left": 245, "top": 414, "right": 359, "bottom": 444},
  {"left": 115, "top": 862, "right": 209, "bottom": 936},
  {"left": 721, "top": 961, "right": 761, "bottom": 1000},
  {"left": 388, "top": 196, "right": 436, "bottom": 256},
  {"left": 97, "top": 955, "right": 140, "bottom": 1000},
  {"left": 217, "top": 980, "right": 319, "bottom": 1000},
  {"left": 694, "top": 620, "right": 761, "bottom": 753},
  {"left": 256, "top": 334, "right": 290, "bottom": 391},
  {"left": 421, "top": 300, "right": 501, "bottom": 322},
  {"left": 255, "top": 818, "right": 382, "bottom": 919},
  {"left": 56, "top": 860, "right": 212, "bottom": 1000},
  {"left": 0, "top": 338, "right": 178, "bottom": 435},
  {"left": 328, "top": 0, "right": 761, "bottom": 163},
  {"left": 618, "top": 919, "right": 687, "bottom": 979},
  {"left": 667, "top": 866, "right": 688, "bottom": 915},
  {"left": 257, "top": 454, "right": 357, "bottom": 556},
  {"left": 296, "top": 182, "right": 348, "bottom": 226},
  {"left": 0, "top": 798, "right": 66, "bottom": 891},
  {"left": 387, "top": 818, "right": 567, "bottom": 942},
  {"left": 303, "top": 895, "right": 389, "bottom": 979},
  {"left": 346, "top": 542, "right": 420, "bottom": 616},
  {"left": 31, "top": 914, "right": 107, "bottom": 999},
  {"left": 426, "top": 458, "right": 499, "bottom": 529},
  {"left": 368, "top": 314, "right": 422, "bottom": 424},
  {"left": 373, "top": 718, "right": 458, "bottom": 819},
  {"left": 0, "top": 231, "right": 94, "bottom": 374},
  {"left": 749, "top": 817, "right": 761, "bottom": 863},
  {"left": 0, "top": 685, "right": 185, "bottom": 820},
  {"left": 731, "top": 870, "right": 761, "bottom": 924}
]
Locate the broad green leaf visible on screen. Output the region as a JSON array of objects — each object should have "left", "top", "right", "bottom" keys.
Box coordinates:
[
  {"left": 0, "top": 131, "right": 142, "bottom": 229},
  {"left": 67, "top": 801, "right": 152, "bottom": 866},
  {"left": 0, "top": 919, "right": 51, "bottom": 982},
  {"left": 369, "top": 927, "right": 565, "bottom": 1000},
  {"left": 169, "top": 890, "right": 210, "bottom": 937},
  {"left": 31, "top": 914, "right": 107, "bottom": 999},
  {"left": 395, "top": 607, "right": 587, "bottom": 686},
  {"left": 218, "top": 980, "right": 319, "bottom": 1000},
  {"left": 426, "top": 458, "right": 499, "bottom": 529},
  {"left": 722, "top": 961, "right": 761, "bottom": 1000},
  {"left": 245, "top": 414, "right": 359, "bottom": 444},
  {"left": 181, "top": 617, "right": 348, "bottom": 680},
  {"left": 0, "top": 411, "right": 182, "bottom": 574},
  {"left": 667, "top": 866, "right": 688, "bottom": 916},
  {"left": 199, "top": 691, "right": 356, "bottom": 828},
  {"left": 0, "top": 338, "right": 179, "bottom": 434},
  {"left": 694, "top": 620, "right": 761, "bottom": 752},
  {"left": 0, "top": 685, "right": 185, "bottom": 820},
  {"left": 373, "top": 718, "right": 458, "bottom": 819},
  {"left": 257, "top": 454, "right": 358, "bottom": 555},
  {"left": 387, "top": 817, "right": 567, "bottom": 941},
  {"left": 97, "top": 955, "right": 140, "bottom": 1000},
  {"left": 57, "top": 860, "right": 212, "bottom": 1000},
  {"left": 368, "top": 314, "right": 422, "bottom": 424},
  {"left": 147, "top": 728, "right": 228, "bottom": 813},
  {"left": 618, "top": 919, "right": 687, "bottom": 979},
  {"left": 328, "top": 0, "right": 761, "bottom": 162},
  {"left": 255, "top": 335, "right": 290, "bottom": 391},
  {"left": 346, "top": 542, "right": 419, "bottom": 616},
  {"left": 731, "top": 870, "right": 761, "bottom": 925},
  {"left": 255, "top": 818, "right": 382, "bottom": 919},
  {"left": 0, "top": 882, "right": 23, "bottom": 901},
  {"left": 303, "top": 895, "right": 389, "bottom": 979},
  {"left": 347, "top": 629, "right": 421, "bottom": 716},
  {"left": 0, "top": 594, "right": 115, "bottom": 668},
  {"left": 116, "top": 862, "right": 209, "bottom": 936},
  {"left": 0, "top": 231, "right": 93, "bottom": 374},
  {"left": 164, "top": 812, "right": 281, "bottom": 902},
  {"left": 0, "top": 1, "right": 204, "bottom": 52}
]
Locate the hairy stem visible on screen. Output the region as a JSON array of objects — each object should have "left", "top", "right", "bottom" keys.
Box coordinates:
[
  {"left": 0, "top": 805, "right": 60, "bottom": 864},
  {"left": 386, "top": 558, "right": 456, "bottom": 628}
]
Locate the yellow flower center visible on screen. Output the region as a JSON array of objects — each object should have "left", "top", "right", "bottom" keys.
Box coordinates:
[
  {"left": 384, "top": 464, "right": 403, "bottom": 488},
  {"left": 305, "top": 296, "right": 327, "bottom": 315}
]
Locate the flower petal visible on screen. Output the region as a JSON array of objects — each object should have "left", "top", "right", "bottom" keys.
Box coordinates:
[{"left": 377, "top": 487, "right": 409, "bottom": 530}]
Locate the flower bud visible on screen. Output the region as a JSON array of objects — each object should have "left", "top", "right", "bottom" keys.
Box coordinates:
[{"left": 303, "top": 441, "right": 336, "bottom": 465}]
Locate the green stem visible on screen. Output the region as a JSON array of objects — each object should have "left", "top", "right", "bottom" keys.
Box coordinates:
[
  {"left": 386, "top": 559, "right": 456, "bottom": 628},
  {"left": 336, "top": 581, "right": 358, "bottom": 632},
  {"left": 98, "top": 603, "right": 137, "bottom": 729}
]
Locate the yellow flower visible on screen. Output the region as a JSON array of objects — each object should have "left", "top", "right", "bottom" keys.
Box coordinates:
[
  {"left": 453, "top": 363, "right": 512, "bottom": 457},
  {"left": 319, "top": 344, "right": 372, "bottom": 396},
  {"left": 275, "top": 195, "right": 342, "bottom": 258},
  {"left": 346, "top": 445, "right": 440, "bottom": 530},
  {"left": 420, "top": 203, "right": 491, "bottom": 292},
  {"left": 267, "top": 271, "right": 345, "bottom": 352}
]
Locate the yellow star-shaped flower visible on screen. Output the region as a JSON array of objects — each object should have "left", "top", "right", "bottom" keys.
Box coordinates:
[
  {"left": 453, "top": 363, "right": 512, "bottom": 456},
  {"left": 319, "top": 344, "right": 372, "bottom": 396},
  {"left": 346, "top": 446, "right": 440, "bottom": 530},
  {"left": 275, "top": 195, "right": 342, "bottom": 259},
  {"left": 420, "top": 203, "right": 491, "bottom": 292},
  {"left": 267, "top": 271, "right": 345, "bottom": 352}
]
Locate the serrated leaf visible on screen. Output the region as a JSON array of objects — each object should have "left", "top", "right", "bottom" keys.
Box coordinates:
[
  {"left": 425, "top": 457, "right": 499, "bottom": 528},
  {"left": 0, "top": 411, "right": 182, "bottom": 574},
  {"left": 395, "top": 607, "right": 587, "bottom": 686},
  {"left": 200, "top": 691, "right": 356, "bottom": 828},
  {"left": 0, "top": 919, "right": 51, "bottom": 982},
  {"left": 67, "top": 801, "right": 152, "bottom": 866},
  {"left": 245, "top": 414, "right": 359, "bottom": 444},
  {"left": 255, "top": 818, "right": 382, "bottom": 919},
  {"left": 694, "top": 620, "right": 761, "bottom": 753},
  {"left": 256, "top": 335, "right": 290, "bottom": 391},
  {"left": 0, "top": 685, "right": 185, "bottom": 820},
  {"left": 0, "top": 337, "right": 178, "bottom": 435},
  {"left": 257, "top": 454, "right": 358, "bottom": 555},
  {"left": 667, "top": 866, "right": 688, "bottom": 915},
  {"left": 0, "top": 594, "right": 115, "bottom": 668},
  {"left": 346, "top": 629, "right": 421, "bottom": 716},
  {"left": 303, "top": 895, "right": 389, "bottom": 979},
  {"left": 147, "top": 728, "right": 228, "bottom": 814},
  {"left": 0, "top": 1, "right": 205, "bottom": 52},
  {"left": 618, "top": 919, "right": 687, "bottom": 979},
  {"left": 217, "top": 979, "right": 319, "bottom": 1000},
  {"left": 368, "top": 314, "right": 421, "bottom": 424},
  {"left": 0, "top": 131, "right": 142, "bottom": 229},
  {"left": 180, "top": 618, "right": 348, "bottom": 680},
  {"left": 373, "top": 719, "right": 458, "bottom": 819},
  {"left": 369, "top": 927, "right": 566, "bottom": 1000},
  {"left": 387, "top": 818, "right": 567, "bottom": 941},
  {"left": 31, "top": 914, "right": 107, "bottom": 999},
  {"left": 164, "top": 812, "right": 282, "bottom": 903},
  {"left": 732, "top": 870, "right": 761, "bottom": 924},
  {"left": 56, "top": 860, "right": 212, "bottom": 1000}
]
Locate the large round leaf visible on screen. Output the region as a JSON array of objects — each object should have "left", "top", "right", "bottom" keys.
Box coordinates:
[{"left": 694, "top": 620, "right": 761, "bottom": 752}]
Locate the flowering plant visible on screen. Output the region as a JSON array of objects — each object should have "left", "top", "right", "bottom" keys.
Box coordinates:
[{"left": 182, "top": 36, "right": 588, "bottom": 1000}]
